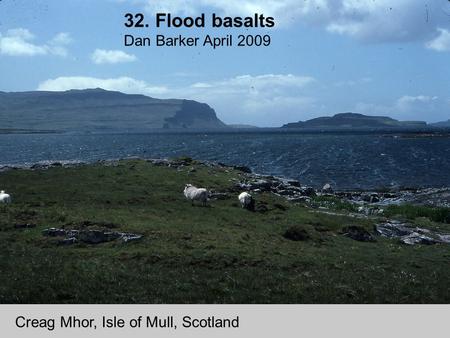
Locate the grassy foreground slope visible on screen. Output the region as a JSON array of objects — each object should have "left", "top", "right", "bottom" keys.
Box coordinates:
[{"left": 0, "top": 160, "right": 449, "bottom": 303}]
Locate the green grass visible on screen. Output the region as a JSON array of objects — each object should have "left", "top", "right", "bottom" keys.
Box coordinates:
[
  {"left": 0, "top": 160, "right": 449, "bottom": 304},
  {"left": 311, "top": 195, "right": 358, "bottom": 212},
  {"left": 385, "top": 205, "right": 450, "bottom": 224}
]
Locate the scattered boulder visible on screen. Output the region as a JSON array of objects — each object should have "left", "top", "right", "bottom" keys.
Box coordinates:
[
  {"left": 283, "top": 225, "right": 311, "bottom": 241},
  {"left": 250, "top": 179, "right": 272, "bottom": 192},
  {"left": 286, "top": 179, "right": 301, "bottom": 187},
  {"left": 400, "top": 233, "right": 438, "bottom": 245},
  {"left": 336, "top": 192, "right": 354, "bottom": 199},
  {"left": 322, "top": 183, "right": 333, "bottom": 194},
  {"left": 374, "top": 208, "right": 384, "bottom": 215},
  {"left": 361, "top": 194, "right": 371, "bottom": 202},
  {"left": 277, "top": 189, "right": 293, "bottom": 196},
  {"left": 357, "top": 206, "right": 384, "bottom": 216},
  {"left": 341, "top": 225, "right": 376, "bottom": 242},
  {"left": 370, "top": 194, "right": 380, "bottom": 203},
  {"left": 300, "top": 187, "right": 316, "bottom": 197},
  {"left": 376, "top": 221, "right": 416, "bottom": 238},
  {"left": 42, "top": 228, "right": 143, "bottom": 245},
  {"left": 120, "top": 233, "right": 144, "bottom": 243},
  {"left": 236, "top": 176, "right": 317, "bottom": 203},
  {"left": 376, "top": 221, "right": 450, "bottom": 245},
  {"left": 362, "top": 193, "right": 380, "bottom": 203}
]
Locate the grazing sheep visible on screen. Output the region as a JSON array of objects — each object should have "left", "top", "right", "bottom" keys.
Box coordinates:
[
  {"left": 238, "top": 192, "right": 255, "bottom": 211},
  {"left": 184, "top": 184, "right": 208, "bottom": 206},
  {"left": 0, "top": 190, "right": 11, "bottom": 204}
]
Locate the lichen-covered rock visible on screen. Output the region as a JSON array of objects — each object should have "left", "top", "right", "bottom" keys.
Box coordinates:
[{"left": 376, "top": 221, "right": 450, "bottom": 245}]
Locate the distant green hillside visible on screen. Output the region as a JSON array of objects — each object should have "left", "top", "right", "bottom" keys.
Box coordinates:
[
  {"left": 0, "top": 89, "right": 227, "bottom": 132},
  {"left": 282, "top": 113, "right": 427, "bottom": 129}
]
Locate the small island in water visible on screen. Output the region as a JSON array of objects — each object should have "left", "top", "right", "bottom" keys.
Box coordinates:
[{"left": 282, "top": 112, "right": 428, "bottom": 130}]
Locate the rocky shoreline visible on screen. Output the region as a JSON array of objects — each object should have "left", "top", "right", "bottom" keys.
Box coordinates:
[{"left": 1, "top": 157, "right": 450, "bottom": 209}]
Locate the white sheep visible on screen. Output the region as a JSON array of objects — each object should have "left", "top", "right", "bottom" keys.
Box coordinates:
[
  {"left": 0, "top": 190, "right": 11, "bottom": 204},
  {"left": 184, "top": 184, "right": 208, "bottom": 206},
  {"left": 238, "top": 192, "right": 255, "bottom": 211}
]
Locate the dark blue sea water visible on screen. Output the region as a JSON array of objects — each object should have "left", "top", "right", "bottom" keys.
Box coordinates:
[{"left": 1, "top": 131, "right": 450, "bottom": 190}]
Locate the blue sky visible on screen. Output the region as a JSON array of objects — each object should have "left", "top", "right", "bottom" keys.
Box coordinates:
[{"left": 0, "top": 0, "right": 449, "bottom": 127}]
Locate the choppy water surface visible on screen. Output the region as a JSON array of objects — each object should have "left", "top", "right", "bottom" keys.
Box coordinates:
[{"left": 1, "top": 132, "right": 450, "bottom": 190}]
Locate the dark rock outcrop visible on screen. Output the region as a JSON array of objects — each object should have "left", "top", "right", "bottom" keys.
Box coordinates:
[{"left": 341, "top": 226, "right": 376, "bottom": 242}]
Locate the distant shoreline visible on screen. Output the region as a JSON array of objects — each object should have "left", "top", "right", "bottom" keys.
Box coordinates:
[
  {"left": 0, "top": 129, "right": 62, "bottom": 135},
  {"left": 1, "top": 127, "right": 450, "bottom": 136}
]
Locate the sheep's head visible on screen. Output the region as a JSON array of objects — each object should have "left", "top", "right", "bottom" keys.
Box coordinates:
[
  {"left": 183, "top": 184, "right": 191, "bottom": 193},
  {"left": 0, "top": 190, "right": 4, "bottom": 194}
]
